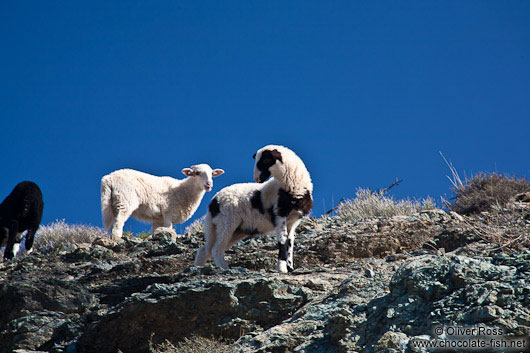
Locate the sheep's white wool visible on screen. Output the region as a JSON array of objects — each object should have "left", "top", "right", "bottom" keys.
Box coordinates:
[
  {"left": 254, "top": 144, "right": 313, "bottom": 197},
  {"left": 216, "top": 179, "right": 281, "bottom": 234},
  {"left": 195, "top": 145, "right": 312, "bottom": 273},
  {"left": 101, "top": 164, "right": 224, "bottom": 237}
]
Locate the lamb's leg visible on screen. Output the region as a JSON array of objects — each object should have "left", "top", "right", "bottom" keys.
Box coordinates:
[
  {"left": 200, "top": 230, "right": 245, "bottom": 267},
  {"left": 285, "top": 219, "right": 301, "bottom": 272},
  {"left": 195, "top": 223, "right": 215, "bottom": 266},
  {"left": 4, "top": 221, "right": 18, "bottom": 260},
  {"left": 111, "top": 208, "right": 134, "bottom": 238},
  {"left": 161, "top": 216, "right": 173, "bottom": 229},
  {"left": 212, "top": 223, "right": 238, "bottom": 270},
  {"left": 12, "top": 243, "right": 20, "bottom": 257},
  {"left": 0, "top": 228, "right": 6, "bottom": 250},
  {"left": 151, "top": 221, "right": 163, "bottom": 233},
  {"left": 151, "top": 215, "right": 173, "bottom": 233},
  {"left": 276, "top": 216, "right": 290, "bottom": 273},
  {"left": 24, "top": 226, "right": 39, "bottom": 254},
  {"left": 195, "top": 246, "right": 208, "bottom": 266},
  {"left": 227, "top": 231, "right": 248, "bottom": 248}
]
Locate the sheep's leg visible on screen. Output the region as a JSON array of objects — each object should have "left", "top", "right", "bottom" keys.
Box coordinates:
[
  {"left": 287, "top": 220, "right": 300, "bottom": 272},
  {"left": 201, "top": 230, "right": 245, "bottom": 267},
  {"left": 162, "top": 215, "right": 172, "bottom": 229},
  {"left": 0, "top": 228, "right": 6, "bottom": 248},
  {"left": 285, "top": 219, "right": 301, "bottom": 272},
  {"left": 12, "top": 243, "right": 21, "bottom": 257},
  {"left": 195, "top": 233, "right": 212, "bottom": 266},
  {"left": 227, "top": 231, "right": 248, "bottom": 248},
  {"left": 4, "top": 221, "right": 18, "bottom": 260},
  {"left": 212, "top": 223, "right": 238, "bottom": 270},
  {"left": 151, "top": 221, "right": 163, "bottom": 233},
  {"left": 195, "top": 246, "right": 209, "bottom": 266},
  {"left": 151, "top": 215, "right": 172, "bottom": 233},
  {"left": 24, "top": 226, "right": 39, "bottom": 254},
  {"left": 276, "top": 216, "right": 290, "bottom": 273},
  {"left": 111, "top": 208, "right": 134, "bottom": 238},
  {"left": 196, "top": 225, "right": 215, "bottom": 266}
]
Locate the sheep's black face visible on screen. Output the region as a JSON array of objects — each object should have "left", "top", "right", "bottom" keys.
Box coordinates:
[
  {"left": 258, "top": 170, "right": 271, "bottom": 183},
  {"left": 255, "top": 149, "right": 282, "bottom": 183}
]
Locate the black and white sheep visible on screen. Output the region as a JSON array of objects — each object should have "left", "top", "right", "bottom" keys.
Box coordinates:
[
  {"left": 101, "top": 164, "right": 224, "bottom": 237},
  {"left": 0, "top": 181, "right": 44, "bottom": 260},
  {"left": 195, "top": 145, "right": 313, "bottom": 273}
]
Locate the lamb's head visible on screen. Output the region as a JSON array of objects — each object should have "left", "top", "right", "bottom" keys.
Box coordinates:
[
  {"left": 182, "top": 164, "right": 224, "bottom": 192},
  {"left": 253, "top": 145, "right": 288, "bottom": 183}
]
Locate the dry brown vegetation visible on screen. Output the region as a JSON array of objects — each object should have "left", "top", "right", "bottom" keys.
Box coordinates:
[
  {"left": 447, "top": 173, "right": 530, "bottom": 250},
  {"left": 34, "top": 220, "right": 107, "bottom": 252},
  {"left": 460, "top": 201, "right": 530, "bottom": 250},
  {"left": 450, "top": 172, "right": 530, "bottom": 215},
  {"left": 335, "top": 188, "right": 436, "bottom": 222},
  {"left": 150, "top": 336, "right": 233, "bottom": 353}
]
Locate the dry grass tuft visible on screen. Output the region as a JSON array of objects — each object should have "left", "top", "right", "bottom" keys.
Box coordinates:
[
  {"left": 185, "top": 216, "right": 205, "bottom": 235},
  {"left": 450, "top": 173, "right": 530, "bottom": 215},
  {"left": 150, "top": 336, "right": 233, "bottom": 353},
  {"left": 463, "top": 202, "right": 530, "bottom": 250},
  {"left": 335, "top": 188, "right": 436, "bottom": 222},
  {"left": 440, "top": 153, "right": 530, "bottom": 215},
  {"left": 34, "top": 220, "right": 107, "bottom": 252}
]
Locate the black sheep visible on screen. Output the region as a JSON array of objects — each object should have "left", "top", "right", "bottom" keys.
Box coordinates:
[{"left": 0, "top": 181, "right": 44, "bottom": 260}]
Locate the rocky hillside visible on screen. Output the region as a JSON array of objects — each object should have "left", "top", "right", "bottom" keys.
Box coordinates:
[{"left": 1, "top": 200, "right": 529, "bottom": 353}]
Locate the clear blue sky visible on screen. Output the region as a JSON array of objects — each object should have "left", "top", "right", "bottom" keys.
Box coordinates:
[{"left": 1, "top": 1, "right": 529, "bottom": 234}]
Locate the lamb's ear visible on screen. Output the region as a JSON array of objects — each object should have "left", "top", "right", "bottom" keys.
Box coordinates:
[
  {"left": 212, "top": 169, "right": 225, "bottom": 177},
  {"left": 270, "top": 149, "right": 283, "bottom": 163},
  {"left": 182, "top": 168, "right": 194, "bottom": 177}
]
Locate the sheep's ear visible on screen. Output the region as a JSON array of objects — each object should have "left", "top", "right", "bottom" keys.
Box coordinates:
[
  {"left": 270, "top": 149, "right": 283, "bottom": 163},
  {"left": 182, "top": 168, "right": 194, "bottom": 177},
  {"left": 212, "top": 169, "right": 225, "bottom": 177}
]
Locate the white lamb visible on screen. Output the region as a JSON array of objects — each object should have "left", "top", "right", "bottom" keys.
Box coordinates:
[
  {"left": 195, "top": 145, "right": 313, "bottom": 273},
  {"left": 101, "top": 164, "right": 224, "bottom": 238}
]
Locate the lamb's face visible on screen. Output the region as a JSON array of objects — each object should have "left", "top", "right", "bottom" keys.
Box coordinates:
[
  {"left": 182, "top": 164, "right": 224, "bottom": 191},
  {"left": 253, "top": 147, "right": 283, "bottom": 183}
]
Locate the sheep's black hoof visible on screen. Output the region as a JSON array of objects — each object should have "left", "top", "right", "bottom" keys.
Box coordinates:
[{"left": 287, "top": 265, "right": 294, "bottom": 273}]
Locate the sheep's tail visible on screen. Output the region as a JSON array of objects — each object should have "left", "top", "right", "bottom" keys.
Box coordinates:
[{"left": 100, "top": 176, "right": 115, "bottom": 230}]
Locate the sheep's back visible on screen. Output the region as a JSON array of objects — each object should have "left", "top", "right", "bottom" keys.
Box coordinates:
[
  {"left": 104, "top": 169, "right": 176, "bottom": 202},
  {"left": 0, "top": 181, "right": 43, "bottom": 228}
]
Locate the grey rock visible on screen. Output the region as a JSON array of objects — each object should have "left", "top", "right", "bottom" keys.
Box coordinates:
[
  {"left": 77, "top": 273, "right": 311, "bottom": 353},
  {"left": 0, "top": 208, "right": 528, "bottom": 353}
]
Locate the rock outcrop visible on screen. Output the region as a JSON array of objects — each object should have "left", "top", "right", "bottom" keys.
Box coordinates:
[{"left": 0, "top": 210, "right": 529, "bottom": 353}]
